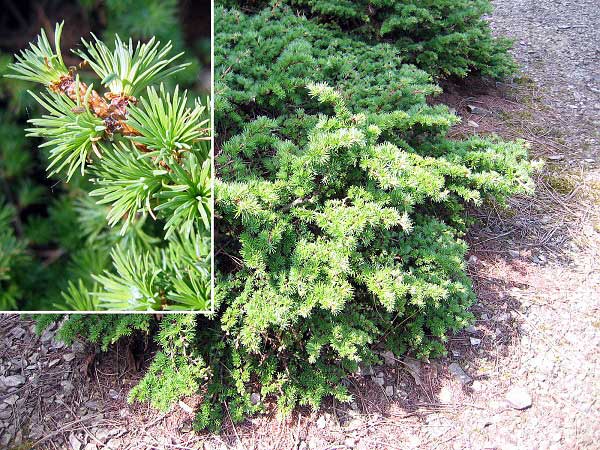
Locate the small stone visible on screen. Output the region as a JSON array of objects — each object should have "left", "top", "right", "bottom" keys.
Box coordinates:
[
  {"left": 381, "top": 350, "right": 395, "bottom": 366},
  {"left": 470, "top": 337, "right": 482, "bottom": 346},
  {"left": 84, "top": 400, "right": 99, "bottom": 410},
  {"left": 61, "top": 381, "right": 74, "bottom": 394},
  {"left": 71, "top": 341, "right": 86, "bottom": 353},
  {"left": 467, "top": 105, "right": 491, "bottom": 115},
  {"left": 250, "top": 392, "right": 261, "bottom": 405},
  {"left": 48, "top": 358, "right": 61, "bottom": 368},
  {"left": 95, "top": 429, "right": 110, "bottom": 442},
  {"left": 106, "top": 438, "right": 124, "bottom": 449},
  {"left": 439, "top": 386, "right": 453, "bottom": 403},
  {"left": 468, "top": 255, "right": 478, "bottom": 264},
  {"left": 0, "top": 375, "right": 26, "bottom": 389},
  {"left": 508, "top": 249, "right": 520, "bottom": 258},
  {"left": 108, "top": 389, "right": 120, "bottom": 400},
  {"left": 316, "top": 415, "right": 327, "bottom": 429},
  {"left": 505, "top": 386, "right": 532, "bottom": 410},
  {"left": 467, "top": 120, "right": 479, "bottom": 128},
  {"left": 547, "top": 154, "right": 564, "bottom": 161},
  {"left": 494, "top": 313, "right": 510, "bottom": 322},
  {"left": 465, "top": 325, "right": 477, "bottom": 334},
  {"left": 178, "top": 400, "right": 194, "bottom": 414},
  {"left": 63, "top": 353, "right": 76, "bottom": 362},
  {"left": 385, "top": 385, "right": 394, "bottom": 397},
  {"left": 357, "top": 364, "right": 374, "bottom": 377},
  {"left": 344, "top": 437, "right": 357, "bottom": 448},
  {"left": 40, "top": 329, "right": 54, "bottom": 343},
  {"left": 472, "top": 380, "right": 484, "bottom": 392},
  {"left": 68, "top": 433, "right": 82, "bottom": 450},
  {"left": 373, "top": 373, "right": 385, "bottom": 386},
  {"left": 402, "top": 357, "right": 423, "bottom": 387},
  {"left": 10, "top": 327, "right": 26, "bottom": 339},
  {"left": 448, "top": 363, "right": 472, "bottom": 385},
  {"left": 3, "top": 394, "right": 19, "bottom": 406},
  {"left": 51, "top": 339, "right": 65, "bottom": 350}
]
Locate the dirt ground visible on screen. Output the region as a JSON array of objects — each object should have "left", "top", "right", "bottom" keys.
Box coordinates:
[{"left": 1, "top": 0, "right": 599, "bottom": 448}]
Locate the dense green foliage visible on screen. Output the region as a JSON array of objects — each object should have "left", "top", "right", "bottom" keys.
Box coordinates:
[
  {"left": 6, "top": 0, "right": 532, "bottom": 435},
  {"left": 1, "top": 1, "right": 211, "bottom": 311},
  {"left": 202, "top": 3, "right": 533, "bottom": 430},
  {"left": 220, "top": 0, "right": 516, "bottom": 78}
]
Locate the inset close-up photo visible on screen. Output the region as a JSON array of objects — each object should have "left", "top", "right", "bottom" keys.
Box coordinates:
[{"left": 1, "top": 0, "right": 212, "bottom": 312}]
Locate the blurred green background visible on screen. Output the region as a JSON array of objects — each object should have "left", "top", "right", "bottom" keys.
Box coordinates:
[{"left": 0, "top": 0, "right": 210, "bottom": 310}]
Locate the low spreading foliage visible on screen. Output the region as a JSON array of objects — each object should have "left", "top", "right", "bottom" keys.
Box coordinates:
[
  {"left": 200, "top": 4, "right": 535, "bottom": 429},
  {"left": 219, "top": 0, "right": 517, "bottom": 78}
]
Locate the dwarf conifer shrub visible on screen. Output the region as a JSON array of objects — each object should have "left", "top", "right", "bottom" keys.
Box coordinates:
[
  {"left": 203, "top": 4, "right": 535, "bottom": 429},
  {"left": 219, "top": 0, "right": 516, "bottom": 78},
  {"left": 5, "top": 23, "right": 212, "bottom": 311}
]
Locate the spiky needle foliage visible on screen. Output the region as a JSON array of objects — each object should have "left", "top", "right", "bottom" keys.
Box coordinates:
[
  {"left": 220, "top": 0, "right": 516, "bottom": 79},
  {"left": 192, "top": 3, "right": 535, "bottom": 431},
  {"left": 6, "top": 23, "right": 212, "bottom": 311}
]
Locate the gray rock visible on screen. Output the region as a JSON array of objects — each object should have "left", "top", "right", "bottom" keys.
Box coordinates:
[
  {"left": 250, "top": 392, "right": 261, "bottom": 405},
  {"left": 63, "top": 353, "right": 76, "bottom": 362},
  {"left": 385, "top": 385, "right": 394, "bottom": 397},
  {"left": 357, "top": 364, "right": 374, "bottom": 376},
  {"left": 106, "top": 438, "right": 124, "bottom": 449},
  {"left": 108, "top": 389, "right": 120, "bottom": 400},
  {"left": 467, "top": 105, "right": 491, "bottom": 115},
  {"left": 448, "top": 363, "right": 473, "bottom": 385},
  {"left": 48, "top": 358, "right": 61, "bottom": 368},
  {"left": 494, "top": 312, "right": 510, "bottom": 322},
  {"left": 381, "top": 350, "right": 395, "bottom": 366},
  {"left": 344, "top": 437, "right": 357, "bottom": 448},
  {"left": 3, "top": 394, "right": 19, "bottom": 406},
  {"left": 71, "top": 341, "right": 86, "bottom": 353},
  {"left": 373, "top": 373, "right": 385, "bottom": 386},
  {"left": 10, "top": 327, "right": 26, "bottom": 339},
  {"left": 508, "top": 249, "right": 520, "bottom": 258},
  {"left": 505, "top": 386, "right": 532, "bottom": 410},
  {"left": 402, "top": 357, "right": 423, "bottom": 387},
  {"left": 0, "top": 375, "right": 26, "bottom": 389},
  {"left": 61, "top": 380, "right": 74, "bottom": 394},
  {"left": 470, "top": 337, "right": 482, "bottom": 346},
  {"left": 68, "top": 433, "right": 82, "bottom": 450},
  {"left": 316, "top": 415, "right": 327, "bottom": 429},
  {"left": 40, "top": 329, "right": 54, "bottom": 343}
]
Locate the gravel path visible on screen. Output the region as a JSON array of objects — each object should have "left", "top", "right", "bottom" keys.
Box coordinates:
[{"left": 491, "top": 0, "right": 600, "bottom": 153}]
